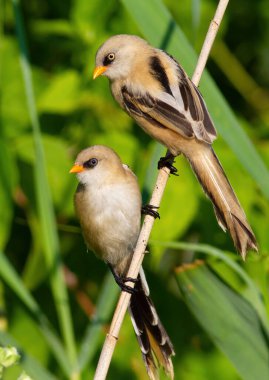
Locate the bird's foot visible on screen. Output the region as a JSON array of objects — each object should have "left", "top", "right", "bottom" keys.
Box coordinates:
[
  {"left": 141, "top": 204, "right": 160, "bottom": 219},
  {"left": 158, "top": 153, "right": 178, "bottom": 176},
  {"left": 115, "top": 276, "right": 138, "bottom": 294},
  {"left": 109, "top": 265, "right": 138, "bottom": 294}
]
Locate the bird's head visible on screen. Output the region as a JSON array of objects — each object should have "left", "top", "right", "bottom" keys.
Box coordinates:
[
  {"left": 70, "top": 145, "right": 123, "bottom": 186},
  {"left": 93, "top": 34, "right": 149, "bottom": 81}
]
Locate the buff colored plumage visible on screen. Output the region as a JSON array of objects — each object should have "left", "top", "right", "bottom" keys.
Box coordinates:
[
  {"left": 70, "top": 145, "right": 174, "bottom": 379},
  {"left": 94, "top": 34, "right": 258, "bottom": 259}
]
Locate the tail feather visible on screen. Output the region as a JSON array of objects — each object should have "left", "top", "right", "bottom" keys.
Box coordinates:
[
  {"left": 128, "top": 273, "right": 174, "bottom": 380},
  {"left": 187, "top": 146, "right": 258, "bottom": 259}
]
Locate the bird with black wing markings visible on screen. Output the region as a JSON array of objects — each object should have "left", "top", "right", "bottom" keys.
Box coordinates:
[
  {"left": 70, "top": 145, "right": 174, "bottom": 380},
  {"left": 93, "top": 34, "right": 258, "bottom": 259}
]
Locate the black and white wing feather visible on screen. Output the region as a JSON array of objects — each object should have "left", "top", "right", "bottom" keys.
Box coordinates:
[{"left": 121, "top": 53, "right": 217, "bottom": 144}]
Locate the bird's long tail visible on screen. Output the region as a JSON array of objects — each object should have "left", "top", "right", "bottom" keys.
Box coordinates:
[
  {"left": 128, "top": 271, "right": 174, "bottom": 380},
  {"left": 187, "top": 145, "right": 257, "bottom": 259}
]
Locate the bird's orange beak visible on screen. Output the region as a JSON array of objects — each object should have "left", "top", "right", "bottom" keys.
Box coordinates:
[
  {"left": 69, "top": 164, "right": 84, "bottom": 173},
  {"left": 93, "top": 66, "right": 107, "bottom": 79}
]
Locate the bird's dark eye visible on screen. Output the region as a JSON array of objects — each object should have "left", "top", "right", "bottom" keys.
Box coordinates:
[
  {"left": 83, "top": 158, "right": 98, "bottom": 169},
  {"left": 103, "top": 53, "right": 115, "bottom": 66}
]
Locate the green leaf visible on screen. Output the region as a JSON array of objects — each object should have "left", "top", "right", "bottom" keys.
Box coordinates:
[
  {"left": 1, "top": 37, "right": 30, "bottom": 136},
  {"left": 175, "top": 261, "right": 269, "bottom": 380},
  {"left": 150, "top": 240, "right": 269, "bottom": 334},
  {"left": 0, "top": 331, "right": 57, "bottom": 380},
  {"left": 12, "top": 0, "right": 77, "bottom": 371},
  {"left": 0, "top": 346, "right": 20, "bottom": 368},
  {"left": 38, "top": 71, "right": 81, "bottom": 114},
  {"left": 121, "top": 0, "right": 269, "bottom": 200},
  {"left": 78, "top": 273, "right": 118, "bottom": 372},
  {"left": 15, "top": 134, "right": 74, "bottom": 209},
  {"left": 0, "top": 251, "right": 71, "bottom": 376},
  {"left": 0, "top": 140, "right": 16, "bottom": 249},
  {"left": 151, "top": 160, "right": 198, "bottom": 242},
  {"left": 31, "top": 19, "right": 74, "bottom": 37}
]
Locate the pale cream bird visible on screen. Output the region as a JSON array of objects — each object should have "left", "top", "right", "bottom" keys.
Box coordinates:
[
  {"left": 70, "top": 145, "right": 174, "bottom": 380},
  {"left": 93, "top": 34, "right": 258, "bottom": 259}
]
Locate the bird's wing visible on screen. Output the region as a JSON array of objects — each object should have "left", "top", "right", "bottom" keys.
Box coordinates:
[
  {"left": 121, "top": 69, "right": 217, "bottom": 144},
  {"left": 175, "top": 72, "right": 217, "bottom": 143},
  {"left": 121, "top": 86, "right": 195, "bottom": 137}
]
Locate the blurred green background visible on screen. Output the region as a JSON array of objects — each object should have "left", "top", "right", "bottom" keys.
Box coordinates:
[{"left": 1, "top": 0, "right": 269, "bottom": 379}]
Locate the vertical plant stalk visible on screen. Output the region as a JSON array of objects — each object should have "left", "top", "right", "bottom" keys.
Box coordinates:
[
  {"left": 12, "top": 0, "right": 78, "bottom": 375},
  {"left": 93, "top": 1, "right": 229, "bottom": 379},
  {"left": 192, "top": 0, "right": 229, "bottom": 85}
]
